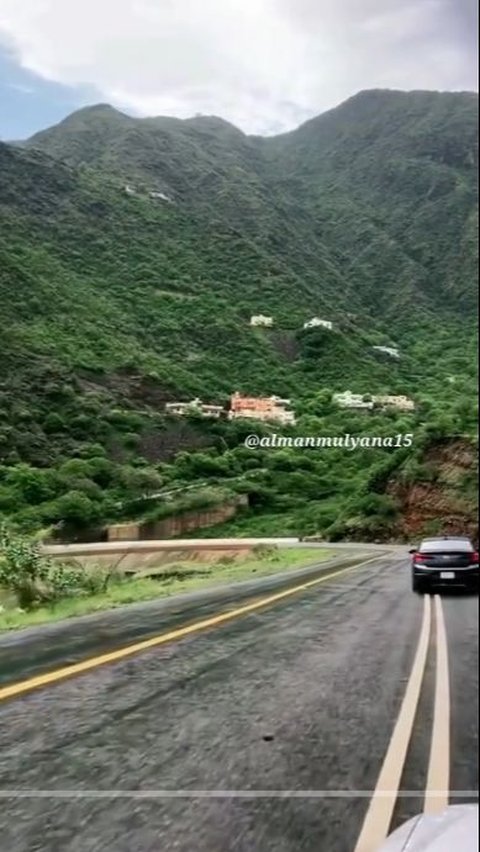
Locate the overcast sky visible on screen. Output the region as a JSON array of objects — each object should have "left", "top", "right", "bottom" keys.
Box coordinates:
[{"left": 0, "top": 0, "right": 478, "bottom": 138}]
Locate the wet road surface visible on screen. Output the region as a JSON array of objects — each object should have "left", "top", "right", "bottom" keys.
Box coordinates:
[{"left": 0, "top": 551, "right": 477, "bottom": 852}]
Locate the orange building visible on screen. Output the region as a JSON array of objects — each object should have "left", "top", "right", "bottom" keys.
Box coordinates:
[{"left": 228, "top": 392, "right": 295, "bottom": 424}]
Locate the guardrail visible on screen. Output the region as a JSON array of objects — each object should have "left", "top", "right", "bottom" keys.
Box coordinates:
[{"left": 42, "top": 537, "right": 301, "bottom": 556}]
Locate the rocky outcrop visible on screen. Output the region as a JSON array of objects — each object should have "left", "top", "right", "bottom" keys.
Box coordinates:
[{"left": 387, "top": 438, "right": 478, "bottom": 543}]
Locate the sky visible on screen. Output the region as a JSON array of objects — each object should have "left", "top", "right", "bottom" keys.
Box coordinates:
[{"left": 0, "top": 0, "right": 478, "bottom": 140}]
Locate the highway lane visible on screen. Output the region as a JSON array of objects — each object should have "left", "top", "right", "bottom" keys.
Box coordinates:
[
  {"left": 0, "top": 553, "right": 478, "bottom": 852},
  {"left": 0, "top": 549, "right": 379, "bottom": 685}
]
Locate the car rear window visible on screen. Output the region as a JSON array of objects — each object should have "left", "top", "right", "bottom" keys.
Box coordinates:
[{"left": 420, "top": 539, "right": 473, "bottom": 552}]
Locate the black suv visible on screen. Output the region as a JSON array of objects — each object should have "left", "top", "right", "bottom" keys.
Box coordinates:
[{"left": 410, "top": 536, "right": 479, "bottom": 593}]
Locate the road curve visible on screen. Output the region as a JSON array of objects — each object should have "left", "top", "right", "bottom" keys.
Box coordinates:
[
  {"left": 0, "top": 551, "right": 477, "bottom": 852},
  {"left": 42, "top": 539, "right": 392, "bottom": 557},
  {"left": 0, "top": 548, "right": 379, "bottom": 686}
]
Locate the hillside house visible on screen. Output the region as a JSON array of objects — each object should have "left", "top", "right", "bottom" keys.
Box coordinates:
[
  {"left": 250, "top": 315, "right": 274, "bottom": 327},
  {"left": 303, "top": 317, "right": 333, "bottom": 330},
  {"left": 374, "top": 395, "right": 415, "bottom": 412},
  {"left": 333, "top": 390, "right": 415, "bottom": 412},
  {"left": 149, "top": 191, "right": 173, "bottom": 202},
  {"left": 333, "top": 391, "right": 374, "bottom": 410},
  {"left": 228, "top": 392, "right": 296, "bottom": 425},
  {"left": 373, "top": 345, "right": 400, "bottom": 358},
  {"left": 165, "top": 398, "right": 224, "bottom": 418}
]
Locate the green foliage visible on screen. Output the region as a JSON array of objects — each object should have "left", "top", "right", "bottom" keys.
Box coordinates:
[
  {"left": 216, "top": 555, "right": 236, "bottom": 566},
  {"left": 0, "top": 91, "right": 477, "bottom": 541},
  {"left": 0, "top": 525, "right": 50, "bottom": 609},
  {"left": 251, "top": 543, "right": 279, "bottom": 558},
  {"left": 348, "top": 493, "right": 399, "bottom": 519},
  {"left": 46, "top": 562, "right": 114, "bottom": 601},
  {"left": 142, "top": 486, "right": 234, "bottom": 523},
  {"left": 49, "top": 490, "right": 103, "bottom": 527},
  {"left": 0, "top": 526, "right": 120, "bottom": 609}
]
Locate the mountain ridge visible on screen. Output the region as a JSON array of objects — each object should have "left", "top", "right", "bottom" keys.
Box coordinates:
[
  {"left": 21, "top": 87, "right": 479, "bottom": 144},
  {"left": 19, "top": 88, "right": 477, "bottom": 317},
  {"left": 0, "top": 88, "right": 477, "bottom": 535}
]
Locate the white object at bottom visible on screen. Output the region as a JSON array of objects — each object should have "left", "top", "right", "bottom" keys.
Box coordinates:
[{"left": 378, "top": 804, "right": 478, "bottom": 852}]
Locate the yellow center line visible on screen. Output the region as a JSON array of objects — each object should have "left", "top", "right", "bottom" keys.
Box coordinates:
[
  {"left": 353, "top": 594, "right": 432, "bottom": 852},
  {"left": 424, "top": 594, "right": 450, "bottom": 814},
  {"left": 0, "top": 554, "right": 384, "bottom": 703}
]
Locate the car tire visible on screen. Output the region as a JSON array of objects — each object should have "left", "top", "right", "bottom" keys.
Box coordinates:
[{"left": 412, "top": 574, "right": 425, "bottom": 594}]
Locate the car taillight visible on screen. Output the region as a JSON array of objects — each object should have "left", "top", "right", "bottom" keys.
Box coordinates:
[
  {"left": 414, "top": 553, "right": 430, "bottom": 562},
  {"left": 471, "top": 551, "right": 479, "bottom": 564}
]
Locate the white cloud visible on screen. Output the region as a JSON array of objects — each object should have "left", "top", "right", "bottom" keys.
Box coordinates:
[{"left": 0, "top": 0, "right": 477, "bottom": 134}]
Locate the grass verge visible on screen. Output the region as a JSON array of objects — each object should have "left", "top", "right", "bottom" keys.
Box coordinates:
[{"left": 0, "top": 546, "right": 335, "bottom": 631}]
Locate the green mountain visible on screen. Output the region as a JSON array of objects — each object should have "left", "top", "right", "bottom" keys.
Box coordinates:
[
  {"left": 0, "top": 88, "right": 477, "bottom": 538},
  {"left": 22, "top": 89, "right": 478, "bottom": 319}
]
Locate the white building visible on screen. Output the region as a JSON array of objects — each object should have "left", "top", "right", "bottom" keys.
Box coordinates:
[
  {"left": 250, "top": 315, "right": 274, "bottom": 327},
  {"left": 374, "top": 395, "right": 415, "bottom": 412},
  {"left": 269, "top": 397, "right": 296, "bottom": 425},
  {"left": 165, "top": 398, "right": 224, "bottom": 418},
  {"left": 333, "top": 390, "right": 415, "bottom": 412},
  {"left": 274, "top": 409, "right": 296, "bottom": 425},
  {"left": 270, "top": 395, "right": 292, "bottom": 406},
  {"left": 303, "top": 317, "right": 333, "bottom": 330},
  {"left": 333, "top": 391, "right": 374, "bottom": 410},
  {"left": 149, "top": 191, "right": 173, "bottom": 202},
  {"left": 124, "top": 184, "right": 136, "bottom": 196},
  {"left": 373, "top": 345, "right": 400, "bottom": 359}
]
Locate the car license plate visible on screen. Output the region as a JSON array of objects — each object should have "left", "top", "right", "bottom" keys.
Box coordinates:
[{"left": 440, "top": 571, "right": 455, "bottom": 579}]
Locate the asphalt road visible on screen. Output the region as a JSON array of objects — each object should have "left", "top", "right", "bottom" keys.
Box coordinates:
[
  {"left": 0, "top": 550, "right": 477, "bottom": 852},
  {"left": 0, "top": 549, "right": 378, "bottom": 684}
]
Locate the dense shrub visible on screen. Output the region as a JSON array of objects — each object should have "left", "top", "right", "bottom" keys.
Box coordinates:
[{"left": 0, "top": 526, "right": 120, "bottom": 609}]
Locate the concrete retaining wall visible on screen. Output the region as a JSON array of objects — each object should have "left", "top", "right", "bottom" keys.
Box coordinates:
[{"left": 107, "top": 495, "right": 248, "bottom": 542}]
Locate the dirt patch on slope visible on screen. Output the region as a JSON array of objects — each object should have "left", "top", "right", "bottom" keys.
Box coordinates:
[
  {"left": 387, "top": 438, "right": 478, "bottom": 543},
  {"left": 57, "top": 547, "right": 252, "bottom": 574}
]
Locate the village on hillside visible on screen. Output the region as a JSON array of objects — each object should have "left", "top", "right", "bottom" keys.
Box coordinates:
[
  {"left": 162, "top": 312, "right": 410, "bottom": 425},
  {"left": 249, "top": 315, "right": 400, "bottom": 358},
  {"left": 165, "top": 389, "right": 415, "bottom": 426},
  {"left": 250, "top": 314, "right": 333, "bottom": 331}
]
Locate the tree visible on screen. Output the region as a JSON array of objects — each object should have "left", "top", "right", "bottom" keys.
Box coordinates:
[
  {"left": 43, "top": 413, "right": 66, "bottom": 434},
  {"left": 49, "top": 491, "right": 103, "bottom": 528},
  {"left": 0, "top": 525, "right": 50, "bottom": 609},
  {"left": 308, "top": 390, "right": 334, "bottom": 417},
  {"left": 3, "top": 464, "right": 53, "bottom": 504}
]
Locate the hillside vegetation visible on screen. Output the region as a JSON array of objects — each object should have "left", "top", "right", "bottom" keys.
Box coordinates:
[{"left": 0, "top": 89, "right": 477, "bottom": 540}]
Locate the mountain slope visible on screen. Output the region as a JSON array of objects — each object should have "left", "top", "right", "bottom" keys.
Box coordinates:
[
  {"left": 0, "top": 89, "right": 478, "bottom": 537},
  {"left": 266, "top": 90, "right": 478, "bottom": 316},
  {"left": 1, "top": 137, "right": 410, "bottom": 467},
  {"left": 3, "top": 89, "right": 478, "bottom": 405},
  {"left": 22, "top": 90, "right": 478, "bottom": 321}
]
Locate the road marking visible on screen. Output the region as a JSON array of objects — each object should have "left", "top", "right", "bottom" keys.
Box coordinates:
[
  {"left": 353, "top": 594, "right": 431, "bottom": 852},
  {"left": 0, "top": 554, "right": 384, "bottom": 703},
  {"left": 424, "top": 595, "right": 450, "bottom": 814},
  {"left": 1, "top": 789, "right": 476, "bottom": 800}
]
